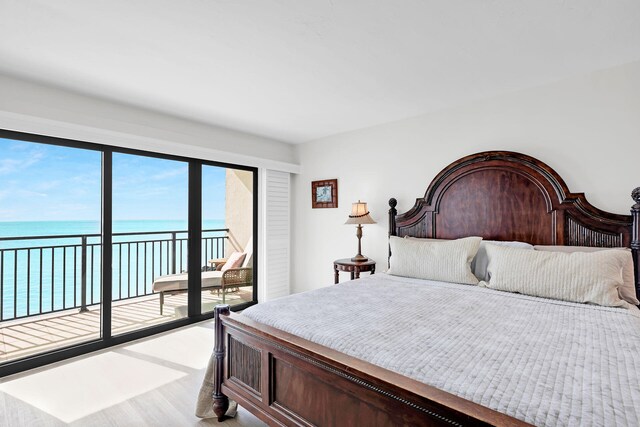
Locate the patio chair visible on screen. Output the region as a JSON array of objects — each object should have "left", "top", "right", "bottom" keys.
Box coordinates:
[{"left": 152, "top": 238, "right": 253, "bottom": 314}]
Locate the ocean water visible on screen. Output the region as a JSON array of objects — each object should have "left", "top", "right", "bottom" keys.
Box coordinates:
[{"left": 0, "top": 220, "right": 225, "bottom": 320}]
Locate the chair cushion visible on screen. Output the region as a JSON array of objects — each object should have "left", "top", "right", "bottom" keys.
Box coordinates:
[
  {"left": 221, "top": 252, "right": 246, "bottom": 272},
  {"left": 152, "top": 271, "right": 223, "bottom": 292}
]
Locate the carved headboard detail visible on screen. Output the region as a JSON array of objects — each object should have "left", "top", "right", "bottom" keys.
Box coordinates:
[{"left": 388, "top": 151, "right": 640, "bottom": 299}]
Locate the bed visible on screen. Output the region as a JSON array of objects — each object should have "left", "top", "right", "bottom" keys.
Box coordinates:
[{"left": 210, "top": 151, "right": 640, "bottom": 426}]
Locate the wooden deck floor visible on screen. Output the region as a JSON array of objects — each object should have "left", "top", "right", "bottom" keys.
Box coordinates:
[{"left": 0, "top": 288, "right": 252, "bottom": 364}]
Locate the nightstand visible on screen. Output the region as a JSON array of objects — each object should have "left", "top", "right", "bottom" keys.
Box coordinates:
[{"left": 333, "top": 258, "right": 376, "bottom": 284}]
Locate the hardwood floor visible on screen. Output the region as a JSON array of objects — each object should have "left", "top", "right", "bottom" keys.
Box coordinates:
[{"left": 0, "top": 319, "right": 265, "bottom": 426}]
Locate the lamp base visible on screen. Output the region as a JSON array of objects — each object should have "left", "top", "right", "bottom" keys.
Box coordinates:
[{"left": 351, "top": 254, "right": 368, "bottom": 262}]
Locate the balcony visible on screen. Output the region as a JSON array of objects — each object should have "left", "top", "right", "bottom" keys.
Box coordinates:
[{"left": 0, "top": 229, "right": 252, "bottom": 364}]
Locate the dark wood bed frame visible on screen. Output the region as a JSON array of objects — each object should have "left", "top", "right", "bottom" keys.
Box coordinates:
[{"left": 213, "top": 151, "right": 640, "bottom": 426}]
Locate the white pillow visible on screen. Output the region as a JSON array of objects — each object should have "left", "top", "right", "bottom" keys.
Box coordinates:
[
  {"left": 472, "top": 241, "right": 533, "bottom": 281},
  {"left": 533, "top": 245, "right": 638, "bottom": 305},
  {"left": 388, "top": 236, "right": 482, "bottom": 285},
  {"left": 404, "top": 237, "right": 534, "bottom": 281},
  {"left": 480, "top": 244, "right": 630, "bottom": 308}
]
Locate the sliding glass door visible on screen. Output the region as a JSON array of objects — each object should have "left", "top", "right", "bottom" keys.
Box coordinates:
[
  {"left": 111, "top": 153, "right": 189, "bottom": 335},
  {"left": 0, "top": 137, "right": 102, "bottom": 364},
  {"left": 201, "top": 165, "right": 255, "bottom": 313},
  {"left": 0, "top": 129, "right": 258, "bottom": 376}
]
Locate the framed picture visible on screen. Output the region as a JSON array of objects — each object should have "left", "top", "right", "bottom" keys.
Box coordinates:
[{"left": 311, "top": 179, "right": 338, "bottom": 208}]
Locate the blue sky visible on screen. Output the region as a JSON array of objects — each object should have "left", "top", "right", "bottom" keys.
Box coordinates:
[{"left": 0, "top": 138, "right": 226, "bottom": 221}]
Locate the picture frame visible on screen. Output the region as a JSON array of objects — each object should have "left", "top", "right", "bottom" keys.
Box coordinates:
[{"left": 311, "top": 179, "right": 338, "bottom": 208}]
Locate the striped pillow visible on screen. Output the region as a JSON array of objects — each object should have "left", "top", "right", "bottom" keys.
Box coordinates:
[
  {"left": 480, "top": 244, "right": 630, "bottom": 308},
  {"left": 388, "top": 236, "right": 482, "bottom": 285},
  {"left": 534, "top": 245, "right": 638, "bottom": 305}
]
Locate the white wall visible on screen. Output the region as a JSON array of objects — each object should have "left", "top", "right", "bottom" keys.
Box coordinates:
[
  {"left": 292, "top": 60, "right": 640, "bottom": 293},
  {"left": 0, "top": 73, "right": 298, "bottom": 172}
]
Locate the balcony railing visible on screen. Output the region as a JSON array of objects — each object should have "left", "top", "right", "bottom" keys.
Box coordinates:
[{"left": 0, "top": 228, "right": 228, "bottom": 321}]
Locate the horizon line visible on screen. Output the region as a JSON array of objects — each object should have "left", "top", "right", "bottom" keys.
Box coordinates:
[{"left": 0, "top": 218, "right": 225, "bottom": 223}]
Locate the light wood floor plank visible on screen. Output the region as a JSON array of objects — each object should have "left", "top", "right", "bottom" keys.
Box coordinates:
[{"left": 0, "top": 318, "right": 265, "bottom": 427}]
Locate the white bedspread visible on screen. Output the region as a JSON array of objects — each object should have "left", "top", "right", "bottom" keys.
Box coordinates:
[{"left": 242, "top": 274, "right": 640, "bottom": 426}]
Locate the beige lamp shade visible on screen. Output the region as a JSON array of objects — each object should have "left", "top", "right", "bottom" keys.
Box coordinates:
[{"left": 345, "top": 201, "right": 376, "bottom": 225}]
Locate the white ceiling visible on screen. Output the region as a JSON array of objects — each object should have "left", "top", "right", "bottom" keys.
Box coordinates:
[{"left": 1, "top": 1, "right": 639, "bottom": 143}]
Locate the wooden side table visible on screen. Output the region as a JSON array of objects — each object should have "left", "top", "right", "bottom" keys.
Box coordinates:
[{"left": 333, "top": 258, "right": 376, "bottom": 284}]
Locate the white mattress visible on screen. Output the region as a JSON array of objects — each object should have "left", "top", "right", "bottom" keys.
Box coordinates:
[{"left": 242, "top": 273, "right": 640, "bottom": 426}]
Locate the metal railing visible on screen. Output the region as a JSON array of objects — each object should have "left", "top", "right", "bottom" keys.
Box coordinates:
[{"left": 0, "top": 228, "right": 228, "bottom": 321}]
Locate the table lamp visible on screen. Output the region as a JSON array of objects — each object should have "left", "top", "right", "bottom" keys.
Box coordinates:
[{"left": 344, "top": 200, "right": 376, "bottom": 262}]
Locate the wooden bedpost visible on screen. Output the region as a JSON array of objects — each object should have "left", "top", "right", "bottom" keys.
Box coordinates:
[
  {"left": 389, "top": 198, "right": 397, "bottom": 268},
  {"left": 213, "top": 304, "right": 230, "bottom": 421},
  {"left": 631, "top": 188, "right": 640, "bottom": 301},
  {"left": 389, "top": 198, "right": 398, "bottom": 237}
]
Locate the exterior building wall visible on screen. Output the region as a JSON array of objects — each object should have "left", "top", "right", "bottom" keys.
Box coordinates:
[{"left": 225, "top": 169, "right": 254, "bottom": 256}]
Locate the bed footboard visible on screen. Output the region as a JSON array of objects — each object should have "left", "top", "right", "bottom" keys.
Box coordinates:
[{"left": 212, "top": 305, "right": 530, "bottom": 427}]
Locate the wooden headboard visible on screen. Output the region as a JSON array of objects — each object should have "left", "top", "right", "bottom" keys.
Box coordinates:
[{"left": 388, "top": 151, "right": 640, "bottom": 299}]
